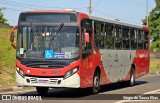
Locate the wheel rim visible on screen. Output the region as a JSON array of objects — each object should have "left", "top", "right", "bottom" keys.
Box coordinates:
[
  {"left": 130, "top": 71, "right": 134, "bottom": 86},
  {"left": 93, "top": 75, "right": 99, "bottom": 92}
]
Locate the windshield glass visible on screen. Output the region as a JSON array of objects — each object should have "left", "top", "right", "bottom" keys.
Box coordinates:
[{"left": 17, "top": 26, "right": 80, "bottom": 59}]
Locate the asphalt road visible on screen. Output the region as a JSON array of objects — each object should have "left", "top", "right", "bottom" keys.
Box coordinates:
[{"left": 1, "top": 74, "right": 160, "bottom": 103}]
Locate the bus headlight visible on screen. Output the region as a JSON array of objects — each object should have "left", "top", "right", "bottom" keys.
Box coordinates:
[
  {"left": 64, "top": 67, "right": 79, "bottom": 79},
  {"left": 16, "top": 67, "right": 25, "bottom": 78}
]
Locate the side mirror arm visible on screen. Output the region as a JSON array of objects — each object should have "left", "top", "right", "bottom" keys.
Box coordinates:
[{"left": 10, "top": 25, "right": 17, "bottom": 49}]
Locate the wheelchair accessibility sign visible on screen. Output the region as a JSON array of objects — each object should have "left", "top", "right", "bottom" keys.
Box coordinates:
[{"left": 44, "top": 50, "right": 54, "bottom": 59}]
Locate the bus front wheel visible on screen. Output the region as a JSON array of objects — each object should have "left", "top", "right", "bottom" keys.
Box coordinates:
[{"left": 36, "top": 87, "right": 49, "bottom": 95}]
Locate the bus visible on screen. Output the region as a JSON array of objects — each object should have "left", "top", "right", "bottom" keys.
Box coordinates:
[{"left": 10, "top": 9, "right": 150, "bottom": 95}]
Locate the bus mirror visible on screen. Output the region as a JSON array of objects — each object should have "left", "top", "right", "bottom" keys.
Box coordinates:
[
  {"left": 85, "top": 33, "right": 89, "bottom": 44},
  {"left": 10, "top": 25, "right": 17, "bottom": 49},
  {"left": 10, "top": 32, "right": 14, "bottom": 42}
]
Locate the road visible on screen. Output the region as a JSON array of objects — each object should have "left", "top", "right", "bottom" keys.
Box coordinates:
[{"left": 0, "top": 74, "right": 160, "bottom": 103}]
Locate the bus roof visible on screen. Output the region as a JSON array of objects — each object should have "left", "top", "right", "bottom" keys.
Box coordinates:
[
  {"left": 27, "top": 9, "right": 76, "bottom": 13},
  {"left": 22, "top": 10, "right": 149, "bottom": 30},
  {"left": 89, "top": 15, "right": 148, "bottom": 30}
]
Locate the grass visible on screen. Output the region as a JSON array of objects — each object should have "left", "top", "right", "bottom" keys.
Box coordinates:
[
  {"left": 0, "top": 27, "right": 16, "bottom": 85},
  {"left": 150, "top": 58, "right": 160, "bottom": 74},
  {"left": 0, "top": 26, "right": 160, "bottom": 85}
]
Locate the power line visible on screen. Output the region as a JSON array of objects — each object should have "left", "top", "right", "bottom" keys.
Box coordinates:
[
  {"left": 92, "top": 0, "right": 102, "bottom": 10},
  {"left": 0, "top": 0, "right": 63, "bottom": 9},
  {"left": 0, "top": 6, "right": 24, "bottom": 11},
  {"left": 94, "top": 9, "right": 116, "bottom": 18},
  {"left": 120, "top": 0, "right": 145, "bottom": 6},
  {"left": 0, "top": 0, "right": 87, "bottom": 9},
  {"left": 94, "top": 9, "right": 141, "bottom": 25},
  {"left": 0, "top": 1, "right": 39, "bottom": 10}
]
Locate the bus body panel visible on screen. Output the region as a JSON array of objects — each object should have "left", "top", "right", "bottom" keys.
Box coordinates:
[
  {"left": 16, "top": 71, "right": 80, "bottom": 88},
  {"left": 16, "top": 59, "right": 81, "bottom": 77},
  {"left": 99, "top": 50, "right": 136, "bottom": 83}
]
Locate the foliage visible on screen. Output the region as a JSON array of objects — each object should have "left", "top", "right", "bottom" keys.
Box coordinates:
[
  {"left": 0, "top": 8, "right": 8, "bottom": 24},
  {"left": 150, "top": 58, "right": 160, "bottom": 74},
  {"left": 0, "top": 27, "right": 16, "bottom": 85},
  {"left": 143, "top": 0, "right": 160, "bottom": 52},
  {"left": 151, "top": 40, "right": 160, "bottom": 52}
]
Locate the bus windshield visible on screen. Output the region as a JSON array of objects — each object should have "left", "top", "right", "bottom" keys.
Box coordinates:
[{"left": 17, "top": 26, "right": 80, "bottom": 59}]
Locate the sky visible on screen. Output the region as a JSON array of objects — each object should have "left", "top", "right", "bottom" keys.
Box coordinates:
[{"left": 0, "top": 0, "right": 156, "bottom": 26}]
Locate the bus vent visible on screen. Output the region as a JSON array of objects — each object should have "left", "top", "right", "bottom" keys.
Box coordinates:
[{"left": 28, "top": 78, "right": 59, "bottom": 84}]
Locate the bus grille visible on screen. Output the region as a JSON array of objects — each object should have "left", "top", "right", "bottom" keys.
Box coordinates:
[{"left": 29, "top": 78, "right": 59, "bottom": 84}]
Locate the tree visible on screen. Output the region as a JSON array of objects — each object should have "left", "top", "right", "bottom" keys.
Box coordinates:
[
  {"left": 0, "top": 8, "right": 8, "bottom": 24},
  {"left": 143, "top": 0, "right": 160, "bottom": 52}
]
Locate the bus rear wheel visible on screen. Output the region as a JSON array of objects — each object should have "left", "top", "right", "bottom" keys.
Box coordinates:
[
  {"left": 129, "top": 68, "right": 135, "bottom": 86},
  {"left": 36, "top": 87, "right": 49, "bottom": 95},
  {"left": 92, "top": 71, "right": 100, "bottom": 94},
  {"left": 119, "top": 68, "right": 135, "bottom": 87}
]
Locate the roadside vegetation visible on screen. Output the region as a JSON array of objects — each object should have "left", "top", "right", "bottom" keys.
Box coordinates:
[
  {"left": 150, "top": 58, "right": 160, "bottom": 74},
  {"left": 0, "top": 27, "right": 16, "bottom": 85},
  {"left": 143, "top": 0, "right": 160, "bottom": 53}
]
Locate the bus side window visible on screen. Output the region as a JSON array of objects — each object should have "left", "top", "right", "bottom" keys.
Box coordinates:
[
  {"left": 122, "top": 27, "right": 130, "bottom": 49},
  {"left": 138, "top": 30, "right": 143, "bottom": 49},
  {"left": 115, "top": 25, "right": 122, "bottom": 50},
  {"left": 144, "top": 31, "right": 149, "bottom": 49},
  {"left": 81, "top": 18, "right": 93, "bottom": 59},
  {"left": 131, "top": 29, "right": 138, "bottom": 50},
  {"left": 104, "top": 23, "right": 114, "bottom": 49},
  {"left": 94, "top": 21, "right": 105, "bottom": 49}
]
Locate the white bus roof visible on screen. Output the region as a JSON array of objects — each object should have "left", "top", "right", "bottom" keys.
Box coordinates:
[{"left": 89, "top": 15, "right": 143, "bottom": 29}]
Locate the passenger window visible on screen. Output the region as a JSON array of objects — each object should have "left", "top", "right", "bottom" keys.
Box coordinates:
[
  {"left": 131, "top": 29, "right": 138, "bottom": 50},
  {"left": 115, "top": 25, "right": 122, "bottom": 49},
  {"left": 122, "top": 27, "right": 129, "bottom": 38},
  {"left": 138, "top": 40, "right": 143, "bottom": 49},
  {"left": 115, "top": 38, "right": 122, "bottom": 49},
  {"left": 144, "top": 31, "right": 149, "bottom": 49},
  {"left": 104, "top": 36, "right": 114, "bottom": 49},
  {"left": 105, "top": 24, "right": 113, "bottom": 36},
  {"left": 104, "top": 24, "right": 114, "bottom": 49},
  {"left": 138, "top": 30, "right": 143, "bottom": 49},
  {"left": 94, "top": 21, "right": 105, "bottom": 49},
  {"left": 122, "top": 27, "right": 130, "bottom": 50},
  {"left": 81, "top": 19, "right": 93, "bottom": 59}
]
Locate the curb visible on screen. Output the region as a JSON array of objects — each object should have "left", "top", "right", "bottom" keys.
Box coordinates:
[
  {"left": 0, "top": 86, "right": 34, "bottom": 93},
  {"left": 149, "top": 71, "right": 160, "bottom": 75}
]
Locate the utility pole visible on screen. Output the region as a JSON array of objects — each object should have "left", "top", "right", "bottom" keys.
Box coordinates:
[
  {"left": 89, "top": 0, "right": 92, "bottom": 15},
  {"left": 146, "top": 0, "right": 149, "bottom": 26}
]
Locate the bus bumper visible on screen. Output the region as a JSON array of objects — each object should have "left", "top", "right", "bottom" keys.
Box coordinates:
[{"left": 16, "top": 71, "right": 80, "bottom": 88}]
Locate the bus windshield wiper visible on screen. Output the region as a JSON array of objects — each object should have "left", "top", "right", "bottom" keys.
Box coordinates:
[
  {"left": 57, "top": 23, "right": 64, "bottom": 33},
  {"left": 30, "top": 22, "right": 36, "bottom": 35},
  {"left": 49, "top": 23, "right": 64, "bottom": 48},
  {"left": 51, "top": 23, "right": 64, "bottom": 41}
]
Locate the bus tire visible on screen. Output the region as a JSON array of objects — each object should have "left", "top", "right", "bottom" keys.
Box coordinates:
[
  {"left": 128, "top": 68, "right": 135, "bottom": 86},
  {"left": 92, "top": 71, "right": 100, "bottom": 94},
  {"left": 36, "top": 87, "right": 49, "bottom": 95}
]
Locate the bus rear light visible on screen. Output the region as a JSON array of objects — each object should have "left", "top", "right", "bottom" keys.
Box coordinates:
[
  {"left": 64, "top": 67, "right": 79, "bottom": 79},
  {"left": 17, "top": 67, "right": 25, "bottom": 78}
]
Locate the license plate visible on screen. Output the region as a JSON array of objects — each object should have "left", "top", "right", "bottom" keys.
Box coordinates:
[{"left": 37, "top": 79, "right": 49, "bottom": 84}]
